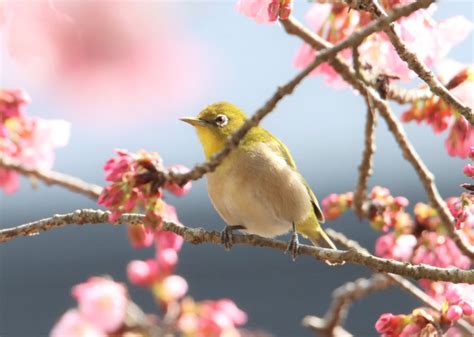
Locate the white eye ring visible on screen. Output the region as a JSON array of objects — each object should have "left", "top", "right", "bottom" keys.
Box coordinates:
[{"left": 214, "top": 114, "right": 229, "bottom": 127}]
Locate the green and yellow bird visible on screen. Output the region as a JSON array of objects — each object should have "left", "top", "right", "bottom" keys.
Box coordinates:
[{"left": 180, "top": 102, "right": 336, "bottom": 259}]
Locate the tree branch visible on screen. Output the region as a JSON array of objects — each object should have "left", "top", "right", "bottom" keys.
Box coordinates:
[
  {"left": 303, "top": 274, "right": 392, "bottom": 337},
  {"left": 280, "top": 16, "right": 474, "bottom": 259},
  {"left": 0, "top": 155, "right": 102, "bottom": 200},
  {"left": 386, "top": 86, "right": 432, "bottom": 104},
  {"left": 359, "top": 0, "right": 473, "bottom": 124},
  {"left": 160, "top": 0, "right": 434, "bottom": 187},
  {"left": 1, "top": 209, "right": 474, "bottom": 284},
  {"left": 353, "top": 95, "right": 377, "bottom": 218}
]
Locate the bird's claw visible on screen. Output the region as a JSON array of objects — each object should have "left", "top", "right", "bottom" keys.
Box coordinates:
[
  {"left": 285, "top": 232, "right": 300, "bottom": 261},
  {"left": 221, "top": 227, "right": 234, "bottom": 251}
]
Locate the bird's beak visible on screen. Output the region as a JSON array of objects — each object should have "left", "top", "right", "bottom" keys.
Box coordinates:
[{"left": 179, "top": 117, "right": 204, "bottom": 127}]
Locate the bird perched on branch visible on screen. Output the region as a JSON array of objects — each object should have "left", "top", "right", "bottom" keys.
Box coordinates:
[{"left": 180, "top": 102, "right": 336, "bottom": 259}]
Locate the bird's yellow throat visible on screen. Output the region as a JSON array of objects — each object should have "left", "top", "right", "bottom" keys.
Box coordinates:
[{"left": 194, "top": 125, "right": 228, "bottom": 159}]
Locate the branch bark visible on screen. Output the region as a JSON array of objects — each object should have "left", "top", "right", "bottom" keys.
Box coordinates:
[
  {"left": 1, "top": 209, "right": 474, "bottom": 284},
  {"left": 0, "top": 155, "right": 102, "bottom": 200},
  {"left": 322, "top": 274, "right": 392, "bottom": 336},
  {"left": 353, "top": 95, "right": 377, "bottom": 218}
]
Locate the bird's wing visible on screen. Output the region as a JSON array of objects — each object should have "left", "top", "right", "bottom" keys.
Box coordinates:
[{"left": 266, "top": 131, "right": 326, "bottom": 223}]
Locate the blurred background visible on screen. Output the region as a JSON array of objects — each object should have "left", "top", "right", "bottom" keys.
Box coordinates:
[{"left": 0, "top": 1, "right": 472, "bottom": 336}]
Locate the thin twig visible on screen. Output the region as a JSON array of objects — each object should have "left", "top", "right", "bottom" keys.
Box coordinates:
[
  {"left": 353, "top": 95, "right": 376, "bottom": 218},
  {"left": 0, "top": 155, "right": 102, "bottom": 200},
  {"left": 1, "top": 209, "right": 474, "bottom": 284},
  {"left": 280, "top": 16, "right": 474, "bottom": 259},
  {"left": 303, "top": 315, "right": 353, "bottom": 337},
  {"left": 361, "top": 0, "right": 473, "bottom": 124},
  {"left": 386, "top": 86, "right": 432, "bottom": 104},
  {"left": 304, "top": 274, "right": 392, "bottom": 337},
  {"left": 161, "top": 0, "right": 434, "bottom": 187}
]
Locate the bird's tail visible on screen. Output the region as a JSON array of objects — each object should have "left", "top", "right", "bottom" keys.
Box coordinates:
[
  {"left": 308, "top": 227, "right": 337, "bottom": 250},
  {"left": 300, "top": 225, "right": 344, "bottom": 265}
]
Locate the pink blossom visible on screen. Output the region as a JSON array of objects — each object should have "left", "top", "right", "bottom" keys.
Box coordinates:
[
  {"left": 445, "top": 284, "right": 463, "bottom": 305},
  {"left": 204, "top": 299, "right": 248, "bottom": 325},
  {"left": 445, "top": 117, "right": 474, "bottom": 158},
  {"left": 460, "top": 301, "right": 473, "bottom": 316},
  {"left": 3, "top": 1, "right": 210, "bottom": 121},
  {"left": 392, "top": 234, "right": 417, "bottom": 261},
  {"left": 446, "top": 305, "right": 463, "bottom": 321},
  {"left": 154, "top": 275, "right": 188, "bottom": 303},
  {"left": 127, "top": 224, "right": 154, "bottom": 249},
  {"left": 156, "top": 230, "right": 184, "bottom": 252},
  {"left": 72, "top": 277, "right": 127, "bottom": 333},
  {"left": 15, "top": 118, "right": 70, "bottom": 170},
  {"left": 104, "top": 149, "right": 135, "bottom": 182},
  {"left": 236, "top": 0, "right": 273, "bottom": 24},
  {"left": 375, "top": 233, "right": 417, "bottom": 261},
  {"left": 321, "top": 192, "right": 353, "bottom": 220},
  {"left": 127, "top": 259, "right": 160, "bottom": 287},
  {"left": 295, "top": 3, "right": 472, "bottom": 87},
  {"left": 399, "top": 323, "right": 422, "bottom": 337},
  {"left": 375, "top": 313, "right": 402, "bottom": 335},
  {"left": 0, "top": 168, "right": 19, "bottom": 194},
  {"left": 394, "top": 196, "right": 409, "bottom": 208},
  {"left": 165, "top": 165, "right": 192, "bottom": 197},
  {"left": 197, "top": 300, "right": 247, "bottom": 337},
  {"left": 375, "top": 233, "right": 395, "bottom": 258},
  {"left": 464, "top": 164, "right": 474, "bottom": 177},
  {"left": 157, "top": 248, "right": 179, "bottom": 274},
  {"left": 50, "top": 309, "right": 105, "bottom": 337},
  {"left": 412, "top": 232, "right": 470, "bottom": 269},
  {"left": 0, "top": 89, "right": 29, "bottom": 121}
]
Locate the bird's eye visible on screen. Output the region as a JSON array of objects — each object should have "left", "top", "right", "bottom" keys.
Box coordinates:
[{"left": 214, "top": 114, "right": 229, "bottom": 127}]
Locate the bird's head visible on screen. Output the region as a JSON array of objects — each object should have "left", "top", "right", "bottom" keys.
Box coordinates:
[{"left": 180, "top": 102, "right": 247, "bottom": 158}]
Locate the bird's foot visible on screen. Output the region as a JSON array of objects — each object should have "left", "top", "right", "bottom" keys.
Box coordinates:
[
  {"left": 221, "top": 225, "right": 246, "bottom": 251},
  {"left": 220, "top": 226, "right": 234, "bottom": 251},
  {"left": 285, "top": 232, "right": 300, "bottom": 261}
]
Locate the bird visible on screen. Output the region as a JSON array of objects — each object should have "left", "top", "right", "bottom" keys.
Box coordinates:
[{"left": 180, "top": 102, "right": 336, "bottom": 259}]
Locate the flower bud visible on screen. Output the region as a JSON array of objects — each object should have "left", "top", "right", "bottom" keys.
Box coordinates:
[{"left": 446, "top": 305, "right": 463, "bottom": 321}]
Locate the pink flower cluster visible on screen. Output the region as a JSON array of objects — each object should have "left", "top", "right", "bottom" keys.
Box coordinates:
[
  {"left": 402, "top": 68, "right": 474, "bottom": 159},
  {"left": 51, "top": 277, "right": 128, "bottom": 336},
  {"left": 322, "top": 187, "right": 411, "bottom": 231},
  {"left": 375, "top": 233, "right": 417, "bottom": 261},
  {"left": 375, "top": 283, "right": 474, "bottom": 336},
  {"left": 412, "top": 231, "right": 470, "bottom": 270},
  {"left": 2, "top": 1, "right": 211, "bottom": 120},
  {"left": 375, "top": 311, "right": 439, "bottom": 337},
  {"left": 0, "top": 88, "right": 70, "bottom": 194},
  {"left": 127, "top": 203, "right": 188, "bottom": 304},
  {"left": 126, "top": 204, "right": 248, "bottom": 336},
  {"left": 98, "top": 149, "right": 191, "bottom": 224},
  {"left": 294, "top": 1, "right": 472, "bottom": 88},
  {"left": 236, "top": 0, "right": 292, "bottom": 23},
  {"left": 442, "top": 284, "right": 474, "bottom": 322},
  {"left": 366, "top": 187, "right": 411, "bottom": 232},
  {"left": 447, "top": 196, "right": 474, "bottom": 231},
  {"left": 178, "top": 298, "right": 247, "bottom": 337},
  {"left": 321, "top": 191, "right": 353, "bottom": 220}
]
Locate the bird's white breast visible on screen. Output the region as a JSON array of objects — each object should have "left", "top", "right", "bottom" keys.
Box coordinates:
[{"left": 207, "top": 143, "right": 311, "bottom": 238}]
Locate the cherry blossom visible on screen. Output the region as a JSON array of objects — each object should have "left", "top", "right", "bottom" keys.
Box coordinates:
[
  {"left": 1, "top": 0, "right": 211, "bottom": 121},
  {"left": 50, "top": 309, "right": 106, "bottom": 337},
  {"left": 72, "top": 277, "right": 127, "bottom": 333},
  {"left": 0, "top": 88, "right": 70, "bottom": 194}
]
